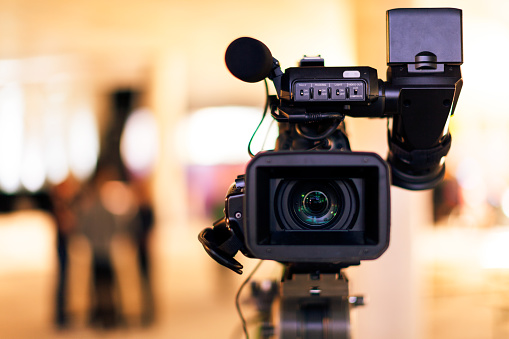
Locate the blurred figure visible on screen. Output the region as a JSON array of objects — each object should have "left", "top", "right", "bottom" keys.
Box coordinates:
[
  {"left": 71, "top": 88, "right": 157, "bottom": 329},
  {"left": 78, "top": 166, "right": 122, "bottom": 328},
  {"left": 116, "top": 89, "right": 157, "bottom": 325},
  {"left": 78, "top": 165, "right": 156, "bottom": 328},
  {"left": 129, "top": 177, "right": 155, "bottom": 325},
  {"left": 48, "top": 176, "right": 81, "bottom": 328}
]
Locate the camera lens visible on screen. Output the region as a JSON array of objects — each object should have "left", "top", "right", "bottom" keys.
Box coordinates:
[
  {"left": 288, "top": 180, "right": 342, "bottom": 228},
  {"left": 296, "top": 190, "right": 339, "bottom": 227},
  {"left": 275, "top": 179, "right": 359, "bottom": 230},
  {"left": 303, "top": 191, "right": 328, "bottom": 214}
]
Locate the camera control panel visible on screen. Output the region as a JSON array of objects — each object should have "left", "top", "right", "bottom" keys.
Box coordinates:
[{"left": 293, "top": 81, "right": 365, "bottom": 102}]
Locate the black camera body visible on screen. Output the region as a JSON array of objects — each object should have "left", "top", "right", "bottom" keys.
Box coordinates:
[
  {"left": 199, "top": 8, "right": 463, "bottom": 274},
  {"left": 225, "top": 151, "right": 390, "bottom": 265}
]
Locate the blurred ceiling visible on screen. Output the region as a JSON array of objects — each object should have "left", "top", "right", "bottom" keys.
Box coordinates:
[{"left": 0, "top": 0, "right": 381, "bottom": 109}]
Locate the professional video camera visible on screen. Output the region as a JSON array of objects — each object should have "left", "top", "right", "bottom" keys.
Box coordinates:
[{"left": 199, "top": 8, "right": 462, "bottom": 338}]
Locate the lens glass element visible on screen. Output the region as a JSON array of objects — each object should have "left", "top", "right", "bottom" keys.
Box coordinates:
[
  {"left": 290, "top": 181, "right": 341, "bottom": 228},
  {"left": 303, "top": 191, "right": 328, "bottom": 214}
]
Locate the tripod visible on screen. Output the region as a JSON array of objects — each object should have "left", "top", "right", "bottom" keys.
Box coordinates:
[{"left": 251, "top": 263, "right": 364, "bottom": 339}]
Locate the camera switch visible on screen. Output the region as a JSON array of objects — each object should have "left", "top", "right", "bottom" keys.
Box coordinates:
[
  {"left": 347, "top": 83, "right": 364, "bottom": 100},
  {"left": 295, "top": 83, "right": 311, "bottom": 100},
  {"left": 313, "top": 83, "right": 329, "bottom": 101},
  {"left": 331, "top": 83, "right": 347, "bottom": 100}
]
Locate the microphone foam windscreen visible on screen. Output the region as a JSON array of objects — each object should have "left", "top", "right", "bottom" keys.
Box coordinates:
[{"left": 225, "top": 37, "right": 273, "bottom": 83}]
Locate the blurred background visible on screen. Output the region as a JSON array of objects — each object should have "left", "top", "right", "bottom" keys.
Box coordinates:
[{"left": 0, "top": 0, "right": 507, "bottom": 338}]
